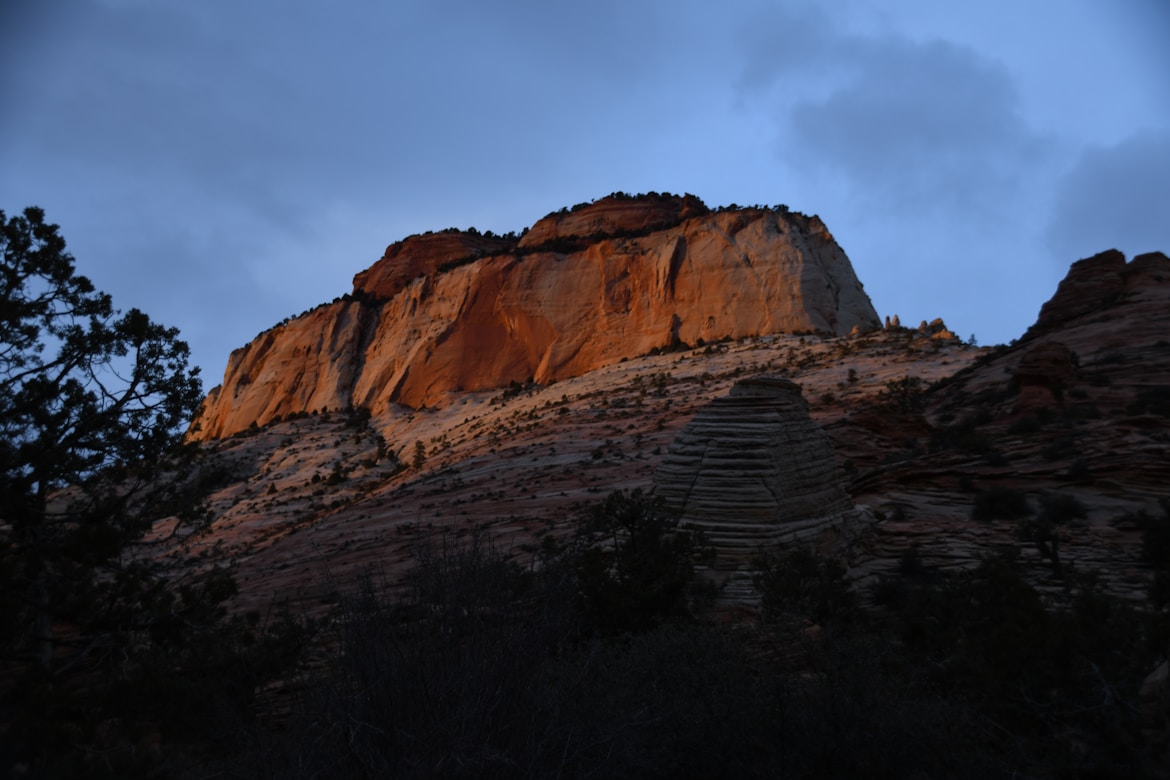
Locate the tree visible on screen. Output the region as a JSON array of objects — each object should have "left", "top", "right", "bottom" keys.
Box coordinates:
[
  {"left": 1015, "top": 492, "right": 1087, "bottom": 577},
  {"left": 574, "top": 489, "right": 711, "bottom": 633},
  {"left": 754, "top": 546, "right": 857, "bottom": 625},
  {"left": 878, "top": 375, "right": 925, "bottom": 415},
  {"left": 0, "top": 206, "right": 203, "bottom": 674}
]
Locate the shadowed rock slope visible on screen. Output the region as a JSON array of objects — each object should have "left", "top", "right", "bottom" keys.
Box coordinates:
[
  {"left": 192, "top": 194, "right": 880, "bottom": 440},
  {"left": 161, "top": 239, "right": 1168, "bottom": 620},
  {"left": 836, "top": 250, "right": 1170, "bottom": 597}
]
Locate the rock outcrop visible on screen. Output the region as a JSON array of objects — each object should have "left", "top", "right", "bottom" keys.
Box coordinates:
[
  {"left": 654, "top": 377, "right": 872, "bottom": 574},
  {"left": 353, "top": 231, "right": 515, "bottom": 300},
  {"left": 1011, "top": 341, "right": 1079, "bottom": 408},
  {"left": 1025, "top": 249, "right": 1170, "bottom": 336},
  {"left": 516, "top": 192, "right": 708, "bottom": 249},
  {"left": 193, "top": 195, "right": 881, "bottom": 439}
]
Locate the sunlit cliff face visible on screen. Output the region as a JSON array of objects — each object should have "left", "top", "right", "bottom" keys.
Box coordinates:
[{"left": 191, "top": 196, "right": 879, "bottom": 440}]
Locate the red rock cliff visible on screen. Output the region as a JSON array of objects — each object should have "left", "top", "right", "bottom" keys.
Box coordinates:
[{"left": 192, "top": 195, "right": 881, "bottom": 439}]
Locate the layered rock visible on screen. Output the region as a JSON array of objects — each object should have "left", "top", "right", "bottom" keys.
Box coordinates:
[
  {"left": 193, "top": 194, "right": 881, "bottom": 440},
  {"left": 653, "top": 377, "right": 871, "bottom": 573}
]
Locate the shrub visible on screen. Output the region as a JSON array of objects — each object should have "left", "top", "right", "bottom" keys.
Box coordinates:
[
  {"left": 878, "top": 375, "right": 924, "bottom": 414},
  {"left": 1134, "top": 499, "right": 1170, "bottom": 566},
  {"left": 877, "top": 550, "right": 1154, "bottom": 774},
  {"left": 574, "top": 489, "right": 711, "bottom": 633},
  {"left": 754, "top": 546, "right": 857, "bottom": 625},
  {"left": 257, "top": 532, "right": 582, "bottom": 778}
]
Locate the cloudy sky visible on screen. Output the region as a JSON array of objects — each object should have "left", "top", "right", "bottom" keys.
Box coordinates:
[{"left": 2, "top": 0, "right": 1168, "bottom": 390}]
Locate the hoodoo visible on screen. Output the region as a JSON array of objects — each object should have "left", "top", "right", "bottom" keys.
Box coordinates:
[{"left": 192, "top": 194, "right": 881, "bottom": 440}]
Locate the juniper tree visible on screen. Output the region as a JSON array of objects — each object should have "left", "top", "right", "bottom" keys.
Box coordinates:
[{"left": 0, "top": 206, "right": 204, "bottom": 673}]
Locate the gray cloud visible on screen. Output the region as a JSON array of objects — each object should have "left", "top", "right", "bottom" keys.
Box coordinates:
[
  {"left": 739, "top": 5, "right": 1050, "bottom": 219},
  {"left": 792, "top": 41, "right": 1043, "bottom": 214},
  {"left": 732, "top": 5, "right": 1069, "bottom": 346},
  {"left": 1046, "top": 129, "right": 1170, "bottom": 261}
]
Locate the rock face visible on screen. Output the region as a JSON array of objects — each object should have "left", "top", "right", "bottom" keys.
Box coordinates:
[
  {"left": 653, "top": 377, "right": 870, "bottom": 572},
  {"left": 193, "top": 194, "right": 880, "bottom": 440}
]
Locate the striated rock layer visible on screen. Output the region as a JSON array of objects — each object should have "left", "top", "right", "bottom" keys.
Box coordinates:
[
  {"left": 193, "top": 194, "right": 880, "bottom": 439},
  {"left": 654, "top": 377, "right": 872, "bottom": 575}
]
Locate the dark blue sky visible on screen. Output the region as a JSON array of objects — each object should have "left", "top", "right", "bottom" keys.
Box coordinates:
[{"left": 2, "top": 0, "right": 1167, "bottom": 390}]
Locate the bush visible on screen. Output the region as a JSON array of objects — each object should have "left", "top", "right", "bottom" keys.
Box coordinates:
[
  {"left": 1015, "top": 492, "right": 1087, "bottom": 575},
  {"left": 261, "top": 533, "right": 580, "bottom": 778},
  {"left": 1137, "top": 498, "right": 1170, "bottom": 569},
  {"left": 258, "top": 532, "right": 989, "bottom": 779},
  {"left": 875, "top": 549, "right": 1156, "bottom": 774},
  {"left": 247, "top": 521, "right": 1165, "bottom": 778},
  {"left": 1131, "top": 499, "right": 1170, "bottom": 609}
]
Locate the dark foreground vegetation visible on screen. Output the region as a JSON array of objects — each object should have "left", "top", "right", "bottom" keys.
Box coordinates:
[
  {"left": 232, "top": 495, "right": 1166, "bottom": 780},
  {"left": 0, "top": 205, "right": 312, "bottom": 776},
  {"left": 7, "top": 488, "right": 1167, "bottom": 777}
]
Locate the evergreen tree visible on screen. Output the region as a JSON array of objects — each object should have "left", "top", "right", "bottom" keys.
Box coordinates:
[
  {"left": 1, "top": 206, "right": 204, "bottom": 673},
  {"left": 0, "top": 208, "right": 286, "bottom": 774}
]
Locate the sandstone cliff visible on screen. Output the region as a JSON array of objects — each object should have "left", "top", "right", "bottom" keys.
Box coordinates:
[{"left": 193, "top": 194, "right": 880, "bottom": 440}]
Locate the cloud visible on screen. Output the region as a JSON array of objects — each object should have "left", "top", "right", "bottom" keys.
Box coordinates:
[
  {"left": 1045, "top": 129, "right": 1170, "bottom": 261},
  {"left": 738, "top": 4, "right": 1050, "bottom": 219},
  {"left": 794, "top": 41, "right": 1046, "bottom": 214},
  {"left": 730, "top": 3, "right": 1081, "bottom": 346}
]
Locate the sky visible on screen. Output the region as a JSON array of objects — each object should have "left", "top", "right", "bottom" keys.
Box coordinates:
[{"left": 2, "top": 0, "right": 1168, "bottom": 391}]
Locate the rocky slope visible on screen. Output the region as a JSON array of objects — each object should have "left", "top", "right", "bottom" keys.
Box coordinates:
[
  {"left": 191, "top": 194, "right": 880, "bottom": 440},
  {"left": 149, "top": 248, "right": 1170, "bottom": 619},
  {"left": 156, "top": 325, "right": 975, "bottom": 615},
  {"left": 836, "top": 250, "right": 1170, "bottom": 598}
]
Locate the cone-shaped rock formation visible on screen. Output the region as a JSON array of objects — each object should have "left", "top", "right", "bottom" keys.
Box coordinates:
[{"left": 654, "top": 377, "right": 871, "bottom": 571}]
